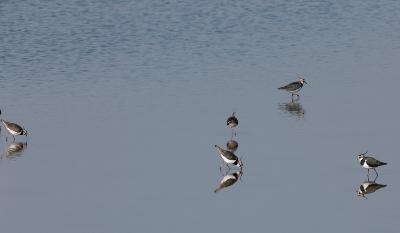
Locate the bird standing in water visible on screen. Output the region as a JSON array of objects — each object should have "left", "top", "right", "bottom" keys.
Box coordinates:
[
  {"left": 1, "top": 119, "right": 28, "bottom": 141},
  {"left": 214, "top": 145, "right": 243, "bottom": 170},
  {"left": 357, "top": 151, "right": 387, "bottom": 177},
  {"left": 278, "top": 76, "right": 307, "bottom": 99}
]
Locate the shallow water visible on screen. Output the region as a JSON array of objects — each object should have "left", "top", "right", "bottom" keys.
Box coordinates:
[{"left": 1, "top": 0, "right": 400, "bottom": 232}]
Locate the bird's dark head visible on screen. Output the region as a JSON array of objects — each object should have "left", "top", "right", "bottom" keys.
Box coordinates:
[
  {"left": 356, "top": 190, "right": 366, "bottom": 198},
  {"left": 357, "top": 151, "right": 367, "bottom": 161},
  {"left": 298, "top": 76, "right": 307, "bottom": 84},
  {"left": 237, "top": 159, "right": 243, "bottom": 168},
  {"left": 22, "top": 128, "right": 28, "bottom": 136}
]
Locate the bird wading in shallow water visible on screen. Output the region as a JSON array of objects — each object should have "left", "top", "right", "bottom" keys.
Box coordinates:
[
  {"left": 214, "top": 145, "right": 243, "bottom": 170},
  {"left": 357, "top": 151, "right": 387, "bottom": 177},
  {"left": 278, "top": 76, "right": 307, "bottom": 100},
  {"left": 1, "top": 119, "right": 28, "bottom": 141}
]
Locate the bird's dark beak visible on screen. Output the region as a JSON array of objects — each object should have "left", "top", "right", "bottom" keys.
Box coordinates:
[{"left": 304, "top": 80, "right": 308, "bottom": 84}]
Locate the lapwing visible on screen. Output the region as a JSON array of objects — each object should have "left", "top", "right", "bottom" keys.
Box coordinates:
[
  {"left": 357, "top": 181, "right": 387, "bottom": 198},
  {"left": 226, "top": 112, "right": 238, "bottom": 128},
  {"left": 226, "top": 139, "right": 238, "bottom": 152},
  {"left": 214, "top": 170, "right": 243, "bottom": 193},
  {"left": 1, "top": 119, "right": 28, "bottom": 141},
  {"left": 278, "top": 76, "right": 307, "bottom": 99},
  {"left": 357, "top": 151, "right": 387, "bottom": 177},
  {"left": 214, "top": 145, "right": 243, "bottom": 170}
]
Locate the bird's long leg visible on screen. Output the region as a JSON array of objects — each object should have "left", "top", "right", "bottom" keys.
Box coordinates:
[
  {"left": 374, "top": 168, "right": 379, "bottom": 178},
  {"left": 12, "top": 135, "right": 15, "bottom": 142},
  {"left": 367, "top": 169, "right": 370, "bottom": 177}
]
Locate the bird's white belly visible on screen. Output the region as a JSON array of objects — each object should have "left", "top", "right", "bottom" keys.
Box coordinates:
[
  {"left": 289, "top": 87, "right": 302, "bottom": 93},
  {"left": 7, "top": 128, "right": 20, "bottom": 135},
  {"left": 362, "top": 162, "right": 372, "bottom": 169},
  {"left": 220, "top": 154, "right": 235, "bottom": 164}
]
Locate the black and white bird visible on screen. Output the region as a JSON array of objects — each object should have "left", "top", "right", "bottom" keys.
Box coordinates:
[
  {"left": 214, "top": 170, "right": 243, "bottom": 193},
  {"left": 214, "top": 145, "right": 243, "bottom": 170},
  {"left": 357, "top": 181, "right": 387, "bottom": 198},
  {"left": 357, "top": 151, "right": 387, "bottom": 177},
  {"left": 226, "top": 112, "right": 238, "bottom": 128},
  {"left": 1, "top": 119, "right": 28, "bottom": 141},
  {"left": 278, "top": 76, "right": 307, "bottom": 99}
]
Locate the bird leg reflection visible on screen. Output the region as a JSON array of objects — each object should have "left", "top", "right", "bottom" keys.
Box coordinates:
[
  {"left": 291, "top": 94, "right": 300, "bottom": 102},
  {"left": 373, "top": 168, "right": 379, "bottom": 178},
  {"left": 366, "top": 171, "right": 378, "bottom": 182}
]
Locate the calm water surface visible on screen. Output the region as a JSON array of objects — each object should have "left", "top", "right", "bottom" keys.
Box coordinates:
[{"left": 1, "top": 0, "right": 400, "bottom": 232}]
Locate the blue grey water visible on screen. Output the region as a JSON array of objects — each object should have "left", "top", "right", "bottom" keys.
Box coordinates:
[{"left": 1, "top": 0, "right": 400, "bottom": 232}]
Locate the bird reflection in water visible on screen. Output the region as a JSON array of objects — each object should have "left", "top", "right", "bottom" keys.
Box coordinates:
[
  {"left": 356, "top": 176, "right": 387, "bottom": 199},
  {"left": 1, "top": 142, "right": 28, "bottom": 160},
  {"left": 278, "top": 99, "right": 305, "bottom": 119},
  {"left": 214, "top": 170, "right": 243, "bottom": 193},
  {"left": 226, "top": 139, "right": 238, "bottom": 152},
  {"left": 226, "top": 129, "right": 238, "bottom": 152}
]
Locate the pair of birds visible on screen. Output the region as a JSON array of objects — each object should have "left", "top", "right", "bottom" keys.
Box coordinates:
[
  {"left": 0, "top": 110, "right": 28, "bottom": 140},
  {"left": 214, "top": 112, "right": 243, "bottom": 170}
]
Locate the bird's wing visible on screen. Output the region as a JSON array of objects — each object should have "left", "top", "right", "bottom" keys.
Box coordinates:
[
  {"left": 222, "top": 150, "right": 238, "bottom": 160},
  {"left": 365, "top": 156, "right": 386, "bottom": 167},
  {"left": 279, "top": 81, "right": 301, "bottom": 91},
  {"left": 4, "top": 122, "right": 23, "bottom": 132}
]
